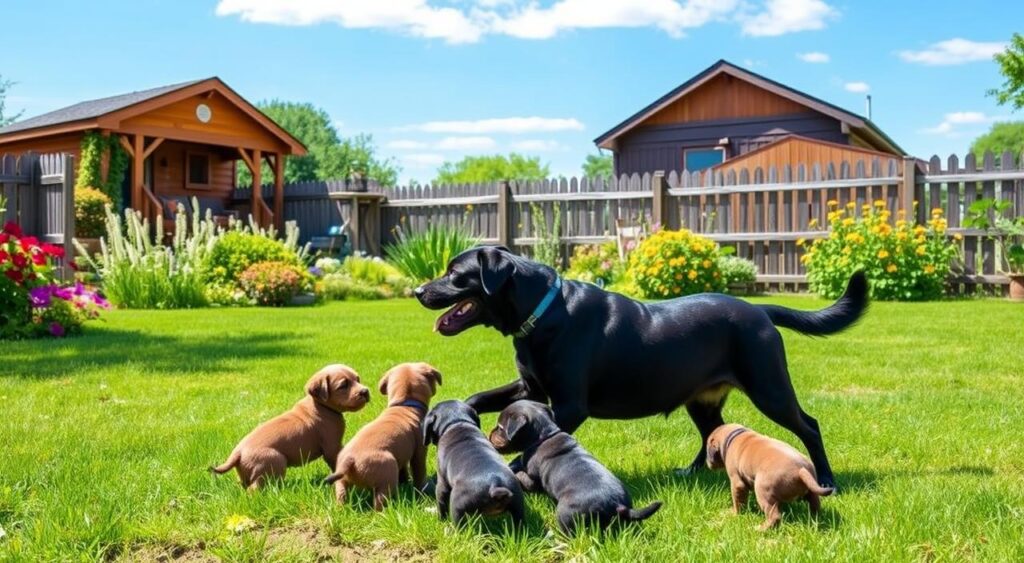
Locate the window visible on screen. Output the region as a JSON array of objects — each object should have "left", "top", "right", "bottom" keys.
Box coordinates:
[
  {"left": 186, "top": 152, "right": 210, "bottom": 189},
  {"left": 683, "top": 147, "right": 726, "bottom": 172}
]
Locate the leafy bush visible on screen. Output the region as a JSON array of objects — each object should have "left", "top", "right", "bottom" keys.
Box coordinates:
[
  {"left": 321, "top": 275, "right": 390, "bottom": 300},
  {"left": 238, "top": 261, "right": 309, "bottom": 306},
  {"left": 74, "top": 187, "right": 111, "bottom": 238},
  {"left": 75, "top": 205, "right": 215, "bottom": 309},
  {"left": 385, "top": 223, "right": 478, "bottom": 282},
  {"left": 564, "top": 241, "right": 624, "bottom": 287},
  {"left": 530, "top": 202, "right": 562, "bottom": 269},
  {"left": 318, "top": 255, "right": 413, "bottom": 301},
  {"left": 801, "top": 200, "right": 959, "bottom": 301},
  {"left": 964, "top": 198, "right": 1024, "bottom": 275},
  {"left": 204, "top": 231, "right": 305, "bottom": 287},
  {"left": 719, "top": 256, "right": 758, "bottom": 287},
  {"left": 1, "top": 221, "right": 107, "bottom": 339},
  {"left": 627, "top": 228, "right": 726, "bottom": 298}
]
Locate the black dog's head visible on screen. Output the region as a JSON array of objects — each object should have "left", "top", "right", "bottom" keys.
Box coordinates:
[
  {"left": 487, "top": 400, "right": 557, "bottom": 454},
  {"left": 422, "top": 399, "right": 481, "bottom": 446},
  {"left": 414, "top": 245, "right": 554, "bottom": 336}
]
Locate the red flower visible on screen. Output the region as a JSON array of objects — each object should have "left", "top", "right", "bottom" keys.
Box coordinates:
[
  {"left": 0, "top": 233, "right": 8, "bottom": 244},
  {"left": 0, "top": 250, "right": 9, "bottom": 262},
  {"left": 4, "top": 269, "right": 23, "bottom": 283},
  {"left": 19, "top": 237, "right": 39, "bottom": 252},
  {"left": 41, "top": 243, "right": 65, "bottom": 258},
  {"left": 32, "top": 252, "right": 47, "bottom": 265},
  {"left": 12, "top": 254, "right": 28, "bottom": 269},
  {"left": 2, "top": 221, "right": 23, "bottom": 237}
]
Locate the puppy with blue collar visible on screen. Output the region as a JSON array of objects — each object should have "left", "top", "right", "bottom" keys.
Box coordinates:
[{"left": 325, "top": 362, "right": 441, "bottom": 510}]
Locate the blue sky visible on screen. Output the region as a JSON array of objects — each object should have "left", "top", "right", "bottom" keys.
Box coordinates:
[{"left": 2, "top": 1, "right": 1020, "bottom": 182}]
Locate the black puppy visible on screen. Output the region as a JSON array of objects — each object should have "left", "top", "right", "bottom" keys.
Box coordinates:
[
  {"left": 422, "top": 400, "right": 525, "bottom": 526},
  {"left": 415, "top": 245, "right": 868, "bottom": 488},
  {"left": 489, "top": 400, "right": 661, "bottom": 534}
]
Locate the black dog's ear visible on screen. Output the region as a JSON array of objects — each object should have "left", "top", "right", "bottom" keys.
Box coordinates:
[
  {"left": 422, "top": 411, "right": 438, "bottom": 446},
  {"left": 478, "top": 246, "right": 516, "bottom": 296},
  {"left": 504, "top": 413, "right": 528, "bottom": 442}
]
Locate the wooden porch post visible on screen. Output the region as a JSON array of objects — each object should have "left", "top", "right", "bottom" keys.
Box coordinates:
[
  {"left": 131, "top": 134, "right": 144, "bottom": 219},
  {"left": 251, "top": 148, "right": 263, "bottom": 227},
  {"left": 273, "top": 152, "right": 284, "bottom": 230}
]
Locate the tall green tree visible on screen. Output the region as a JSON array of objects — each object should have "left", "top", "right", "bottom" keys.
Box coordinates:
[
  {"left": 239, "top": 100, "right": 399, "bottom": 187},
  {"left": 0, "top": 74, "right": 23, "bottom": 127},
  {"left": 433, "top": 153, "right": 549, "bottom": 185},
  {"left": 970, "top": 121, "right": 1024, "bottom": 165},
  {"left": 581, "top": 153, "right": 613, "bottom": 178},
  {"left": 989, "top": 33, "right": 1024, "bottom": 110}
]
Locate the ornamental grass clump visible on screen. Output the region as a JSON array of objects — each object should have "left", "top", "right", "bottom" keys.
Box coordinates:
[
  {"left": 800, "top": 200, "right": 959, "bottom": 301},
  {"left": 384, "top": 223, "right": 478, "bottom": 282},
  {"left": 627, "top": 228, "right": 726, "bottom": 298}
]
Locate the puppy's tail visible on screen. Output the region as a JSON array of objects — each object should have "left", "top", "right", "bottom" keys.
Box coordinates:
[
  {"left": 759, "top": 271, "right": 868, "bottom": 336},
  {"left": 798, "top": 467, "right": 835, "bottom": 497},
  {"left": 210, "top": 450, "right": 240, "bottom": 475},
  {"left": 323, "top": 456, "right": 354, "bottom": 486},
  {"left": 616, "top": 501, "right": 663, "bottom": 522},
  {"left": 489, "top": 485, "right": 514, "bottom": 502}
]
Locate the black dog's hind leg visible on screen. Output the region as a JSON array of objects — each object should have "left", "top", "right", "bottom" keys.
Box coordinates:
[
  {"left": 678, "top": 399, "right": 726, "bottom": 475},
  {"left": 467, "top": 379, "right": 546, "bottom": 414}
]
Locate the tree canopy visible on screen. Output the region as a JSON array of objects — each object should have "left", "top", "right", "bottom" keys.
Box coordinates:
[
  {"left": 238, "top": 100, "right": 399, "bottom": 187},
  {"left": 433, "top": 153, "right": 550, "bottom": 185},
  {"left": 970, "top": 121, "right": 1024, "bottom": 165},
  {"left": 0, "top": 74, "right": 23, "bottom": 127},
  {"left": 988, "top": 33, "right": 1024, "bottom": 110},
  {"left": 581, "top": 153, "right": 613, "bottom": 178}
]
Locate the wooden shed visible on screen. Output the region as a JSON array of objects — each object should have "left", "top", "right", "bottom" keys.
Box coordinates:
[
  {"left": 0, "top": 78, "right": 306, "bottom": 229},
  {"left": 594, "top": 60, "right": 905, "bottom": 176}
]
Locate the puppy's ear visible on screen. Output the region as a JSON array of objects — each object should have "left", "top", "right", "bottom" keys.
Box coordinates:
[
  {"left": 306, "top": 373, "right": 330, "bottom": 402},
  {"left": 505, "top": 413, "right": 528, "bottom": 442},
  {"left": 422, "top": 366, "right": 442, "bottom": 394},
  {"left": 479, "top": 246, "right": 516, "bottom": 296},
  {"left": 377, "top": 373, "right": 391, "bottom": 395},
  {"left": 422, "top": 411, "right": 438, "bottom": 446}
]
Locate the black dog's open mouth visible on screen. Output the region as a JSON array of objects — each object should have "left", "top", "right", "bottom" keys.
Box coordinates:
[{"left": 434, "top": 298, "right": 481, "bottom": 336}]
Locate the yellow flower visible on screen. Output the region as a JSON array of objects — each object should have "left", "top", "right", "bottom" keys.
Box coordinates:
[
  {"left": 896, "top": 232, "right": 907, "bottom": 241},
  {"left": 842, "top": 245, "right": 852, "bottom": 255},
  {"left": 801, "top": 254, "right": 812, "bottom": 264},
  {"left": 704, "top": 283, "right": 712, "bottom": 291},
  {"left": 923, "top": 264, "right": 936, "bottom": 274},
  {"left": 225, "top": 514, "right": 257, "bottom": 534},
  {"left": 808, "top": 218, "right": 819, "bottom": 228},
  {"left": 877, "top": 250, "right": 889, "bottom": 259},
  {"left": 797, "top": 238, "right": 806, "bottom": 246},
  {"left": 953, "top": 232, "right": 963, "bottom": 240},
  {"left": 712, "top": 271, "right": 720, "bottom": 278},
  {"left": 675, "top": 273, "right": 683, "bottom": 281},
  {"left": 702, "top": 259, "right": 712, "bottom": 269},
  {"left": 931, "top": 208, "right": 942, "bottom": 216},
  {"left": 846, "top": 201, "right": 856, "bottom": 209},
  {"left": 465, "top": 204, "right": 474, "bottom": 212},
  {"left": 916, "top": 245, "right": 926, "bottom": 256},
  {"left": 688, "top": 269, "right": 698, "bottom": 280},
  {"left": 874, "top": 200, "right": 886, "bottom": 208},
  {"left": 843, "top": 218, "right": 855, "bottom": 227},
  {"left": 886, "top": 263, "right": 898, "bottom": 273},
  {"left": 827, "top": 199, "right": 839, "bottom": 208}
]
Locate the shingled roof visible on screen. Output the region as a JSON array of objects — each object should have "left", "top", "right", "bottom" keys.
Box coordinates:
[{"left": 0, "top": 79, "right": 206, "bottom": 135}]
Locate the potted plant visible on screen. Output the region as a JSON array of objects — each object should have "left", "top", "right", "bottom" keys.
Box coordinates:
[
  {"left": 73, "top": 187, "right": 112, "bottom": 258},
  {"left": 964, "top": 198, "right": 1024, "bottom": 300}
]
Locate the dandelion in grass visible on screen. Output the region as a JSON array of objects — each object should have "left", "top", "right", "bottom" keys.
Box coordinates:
[{"left": 224, "top": 514, "right": 257, "bottom": 534}]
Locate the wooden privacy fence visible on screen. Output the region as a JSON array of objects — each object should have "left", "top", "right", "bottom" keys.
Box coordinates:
[
  {"left": 1, "top": 153, "right": 76, "bottom": 272},
  {"left": 251, "top": 152, "right": 1024, "bottom": 293}
]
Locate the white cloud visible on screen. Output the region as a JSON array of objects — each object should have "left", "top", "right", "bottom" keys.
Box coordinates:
[
  {"left": 844, "top": 81, "right": 870, "bottom": 93},
  {"left": 898, "top": 38, "right": 1007, "bottom": 66},
  {"left": 435, "top": 136, "right": 497, "bottom": 150},
  {"left": 490, "top": 0, "right": 738, "bottom": 40},
  {"left": 386, "top": 139, "right": 429, "bottom": 150},
  {"left": 797, "top": 51, "right": 829, "bottom": 63},
  {"left": 403, "top": 153, "right": 447, "bottom": 166},
  {"left": 402, "top": 117, "right": 584, "bottom": 134},
  {"left": 510, "top": 139, "right": 566, "bottom": 152},
  {"left": 922, "top": 111, "right": 999, "bottom": 137},
  {"left": 216, "top": 0, "right": 834, "bottom": 43},
  {"left": 739, "top": 0, "right": 836, "bottom": 37}
]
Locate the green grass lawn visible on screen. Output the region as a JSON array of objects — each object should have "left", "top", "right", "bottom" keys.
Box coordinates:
[{"left": 2, "top": 297, "right": 1024, "bottom": 562}]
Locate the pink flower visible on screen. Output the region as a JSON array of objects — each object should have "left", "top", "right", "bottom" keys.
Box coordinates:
[
  {"left": 2, "top": 221, "right": 23, "bottom": 237},
  {"left": 49, "top": 322, "right": 65, "bottom": 337}
]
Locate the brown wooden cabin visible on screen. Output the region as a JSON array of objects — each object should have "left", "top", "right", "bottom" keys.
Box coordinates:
[
  {"left": 0, "top": 78, "right": 306, "bottom": 230},
  {"left": 594, "top": 60, "right": 906, "bottom": 177}
]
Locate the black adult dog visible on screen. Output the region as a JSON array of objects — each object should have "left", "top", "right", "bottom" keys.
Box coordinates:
[
  {"left": 422, "top": 400, "right": 525, "bottom": 526},
  {"left": 489, "top": 400, "right": 662, "bottom": 534},
  {"left": 415, "top": 246, "right": 867, "bottom": 488}
]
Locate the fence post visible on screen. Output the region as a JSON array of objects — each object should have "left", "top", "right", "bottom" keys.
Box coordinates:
[
  {"left": 497, "top": 180, "right": 512, "bottom": 247},
  {"left": 900, "top": 156, "right": 916, "bottom": 221},
  {"left": 651, "top": 171, "right": 668, "bottom": 229},
  {"left": 62, "top": 155, "right": 76, "bottom": 279}
]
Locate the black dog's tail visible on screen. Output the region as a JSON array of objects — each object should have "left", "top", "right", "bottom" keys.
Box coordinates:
[
  {"left": 759, "top": 271, "right": 868, "bottom": 336},
  {"left": 616, "top": 501, "right": 663, "bottom": 521}
]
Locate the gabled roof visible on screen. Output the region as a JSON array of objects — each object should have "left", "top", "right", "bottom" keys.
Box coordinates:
[
  {"left": 0, "top": 77, "right": 306, "bottom": 155},
  {"left": 594, "top": 60, "right": 904, "bottom": 156}
]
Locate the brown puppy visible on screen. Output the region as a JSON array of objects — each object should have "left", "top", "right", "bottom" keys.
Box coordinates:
[
  {"left": 324, "top": 362, "right": 442, "bottom": 510},
  {"left": 707, "top": 423, "right": 834, "bottom": 530},
  {"left": 212, "top": 364, "right": 370, "bottom": 490}
]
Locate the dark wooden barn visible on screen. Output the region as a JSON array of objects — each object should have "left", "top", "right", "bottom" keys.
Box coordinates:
[{"left": 594, "top": 60, "right": 905, "bottom": 177}]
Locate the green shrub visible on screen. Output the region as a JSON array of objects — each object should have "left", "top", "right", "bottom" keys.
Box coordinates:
[
  {"left": 627, "top": 228, "right": 726, "bottom": 299},
  {"left": 321, "top": 275, "right": 390, "bottom": 301},
  {"left": 204, "top": 231, "right": 303, "bottom": 286},
  {"left": 801, "top": 200, "right": 959, "bottom": 301},
  {"left": 385, "top": 223, "right": 478, "bottom": 282},
  {"left": 564, "top": 241, "right": 623, "bottom": 287},
  {"left": 316, "top": 255, "right": 413, "bottom": 301},
  {"left": 238, "top": 261, "right": 309, "bottom": 306},
  {"left": 74, "top": 187, "right": 111, "bottom": 238},
  {"left": 75, "top": 205, "right": 214, "bottom": 309},
  {"left": 719, "top": 255, "right": 758, "bottom": 287}
]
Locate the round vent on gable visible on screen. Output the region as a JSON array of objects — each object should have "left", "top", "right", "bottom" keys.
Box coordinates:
[{"left": 196, "top": 103, "right": 212, "bottom": 123}]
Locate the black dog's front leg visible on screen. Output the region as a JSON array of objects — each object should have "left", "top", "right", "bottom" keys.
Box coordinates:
[
  {"left": 467, "top": 378, "right": 546, "bottom": 414},
  {"left": 552, "top": 402, "right": 588, "bottom": 435}
]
